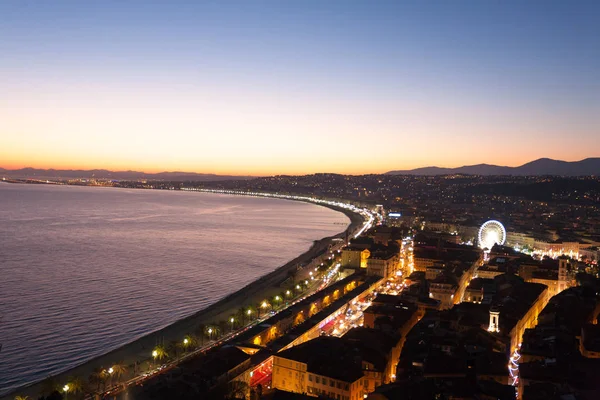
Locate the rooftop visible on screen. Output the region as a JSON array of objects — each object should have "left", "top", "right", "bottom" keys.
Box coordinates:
[{"left": 276, "top": 336, "right": 379, "bottom": 383}]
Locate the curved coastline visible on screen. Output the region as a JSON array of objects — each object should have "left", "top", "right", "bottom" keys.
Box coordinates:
[{"left": 2, "top": 190, "right": 366, "bottom": 400}]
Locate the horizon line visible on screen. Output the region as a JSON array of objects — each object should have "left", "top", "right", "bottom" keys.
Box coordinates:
[{"left": 1, "top": 156, "right": 599, "bottom": 177}]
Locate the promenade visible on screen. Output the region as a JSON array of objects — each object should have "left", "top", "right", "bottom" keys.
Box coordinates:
[{"left": 3, "top": 195, "right": 371, "bottom": 400}]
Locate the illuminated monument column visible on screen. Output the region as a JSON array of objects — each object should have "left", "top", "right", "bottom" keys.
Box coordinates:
[
  {"left": 360, "top": 249, "right": 370, "bottom": 269},
  {"left": 558, "top": 256, "right": 569, "bottom": 293},
  {"left": 488, "top": 305, "right": 500, "bottom": 333}
]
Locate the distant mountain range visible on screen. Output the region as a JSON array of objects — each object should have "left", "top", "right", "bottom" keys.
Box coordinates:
[
  {"left": 386, "top": 158, "right": 600, "bottom": 176},
  {"left": 0, "top": 168, "right": 252, "bottom": 181},
  {"left": 3, "top": 158, "right": 599, "bottom": 180}
]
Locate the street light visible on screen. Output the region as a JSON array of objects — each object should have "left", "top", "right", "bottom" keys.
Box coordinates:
[
  {"left": 152, "top": 350, "right": 158, "bottom": 359},
  {"left": 208, "top": 327, "right": 213, "bottom": 340},
  {"left": 230, "top": 317, "right": 235, "bottom": 331},
  {"left": 63, "top": 384, "right": 70, "bottom": 393},
  {"left": 183, "top": 338, "right": 189, "bottom": 345},
  {"left": 108, "top": 367, "right": 114, "bottom": 374}
]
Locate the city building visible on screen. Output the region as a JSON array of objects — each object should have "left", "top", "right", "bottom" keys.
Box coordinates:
[
  {"left": 366, "top": 250, "right": 399, "bottom": 278},
  {"left": 272, "top": 336, "right": 388, "bottom": 400}
]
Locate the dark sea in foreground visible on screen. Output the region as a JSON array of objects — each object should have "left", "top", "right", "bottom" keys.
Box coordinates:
[{"left": 0, "top": 183, "right": 349, "bottom": 394}]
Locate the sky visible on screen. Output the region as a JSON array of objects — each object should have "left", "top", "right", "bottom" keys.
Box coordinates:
[{"left": 1, "top": 1, "right": 598, "bottom": 176}]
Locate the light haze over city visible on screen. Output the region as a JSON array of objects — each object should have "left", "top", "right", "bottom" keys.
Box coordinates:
[{"left": 1, "top": 0, "right": 598, "bottom": 175}]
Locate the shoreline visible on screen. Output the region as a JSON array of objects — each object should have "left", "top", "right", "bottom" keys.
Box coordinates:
[{"left": 2, "top": 188, "right": 366, "bottom": 400}]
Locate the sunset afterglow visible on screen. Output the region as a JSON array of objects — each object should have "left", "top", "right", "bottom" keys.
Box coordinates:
[{"left": 1, "top": 1, "right": 598, "bottom": 175}]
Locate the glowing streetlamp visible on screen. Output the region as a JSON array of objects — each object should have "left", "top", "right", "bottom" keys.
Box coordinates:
[
  {"left": 152, "top": 349, "right": 158, "bottom": 359},
  {"left": 108, "top": 367, "right": 114, "bottom": 374},
  {"left": 230, "top": 317, "right": 235, "bottom": 331},
  {"left": 63, "top": 384, "right": 70, "bottom": 393},
  {"left": 208, "top": 327, "right": 213, "bottom": 340}
]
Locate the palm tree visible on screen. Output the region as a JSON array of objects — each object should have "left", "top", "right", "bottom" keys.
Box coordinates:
[
  {"left": 258, "top": 299, "right": 270, "bottom": 317},
  {"left": 229, "top": 315, "right": 237, "bottom": 332},
  {"left": 196, "top": 323, "right": 206, "bottom": 345},
  {"left": 88, "top": 368, "right": 104, "bottom": 392},
  {"left": 152, "top": 345, "right": 168, "bottom": 362},
  {"left": 110, "top": 362, "right": 127, "bottom": 384},
  {"left": 245, "top": 306, "right": 255, "bottom": 322},
  {"left": 65, "top": 376, "right": 83, "bottom": 399},
  {"left": 204, "top": 325, "right": 218, "bottom": 341},
  {"left": 271, "top": 295, "right": 282, "bottom": 310},
  {"left": 14, "top": 396, "right": 29, "bottom": 400},
  {"left": 182, "top": 334, "right": 196, "bottom": 351}
]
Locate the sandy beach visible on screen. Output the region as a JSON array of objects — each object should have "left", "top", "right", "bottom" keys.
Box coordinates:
[{"left": 2, "top": 198, "right": 365, "bottom": 400}]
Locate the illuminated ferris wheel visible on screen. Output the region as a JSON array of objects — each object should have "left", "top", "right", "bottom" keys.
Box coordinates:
[{"left": 478, "top": 220, "right": 506, "bottom": 250}]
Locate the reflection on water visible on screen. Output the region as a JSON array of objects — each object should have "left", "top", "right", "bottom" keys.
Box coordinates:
[{"left": 0, "top": 184, "right": 349, "bottom": 394}]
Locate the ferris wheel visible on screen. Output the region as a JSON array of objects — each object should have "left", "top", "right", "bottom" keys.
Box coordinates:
[{"left": 478, "top": 220, "right": 506, "bottom": 250}]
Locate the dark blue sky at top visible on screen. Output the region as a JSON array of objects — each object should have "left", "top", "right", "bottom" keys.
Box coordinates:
[{"left": 3, "top": 1, "right": 598, "bottom": 92}]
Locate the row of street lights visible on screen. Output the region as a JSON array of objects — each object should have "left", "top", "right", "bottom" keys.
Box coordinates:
[{"left": 56, "top": 211, "right": 359, "bottom": 400}]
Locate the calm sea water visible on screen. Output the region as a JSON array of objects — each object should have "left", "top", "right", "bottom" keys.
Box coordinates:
[{"left": 0, "top": 183, "right": 349, "bottom": 394}]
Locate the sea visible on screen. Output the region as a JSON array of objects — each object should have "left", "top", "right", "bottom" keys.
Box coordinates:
[{"left": 0, "top": 183, "right": 349, "bottom": 395}]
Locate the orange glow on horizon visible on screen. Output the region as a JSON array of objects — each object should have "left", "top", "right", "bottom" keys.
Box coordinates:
[
  {"left": 1, "top": 81, "right": 595, "bottom": 177},
  {"left": 0, "top": 154, "right": 595, "bottom": 177}
]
